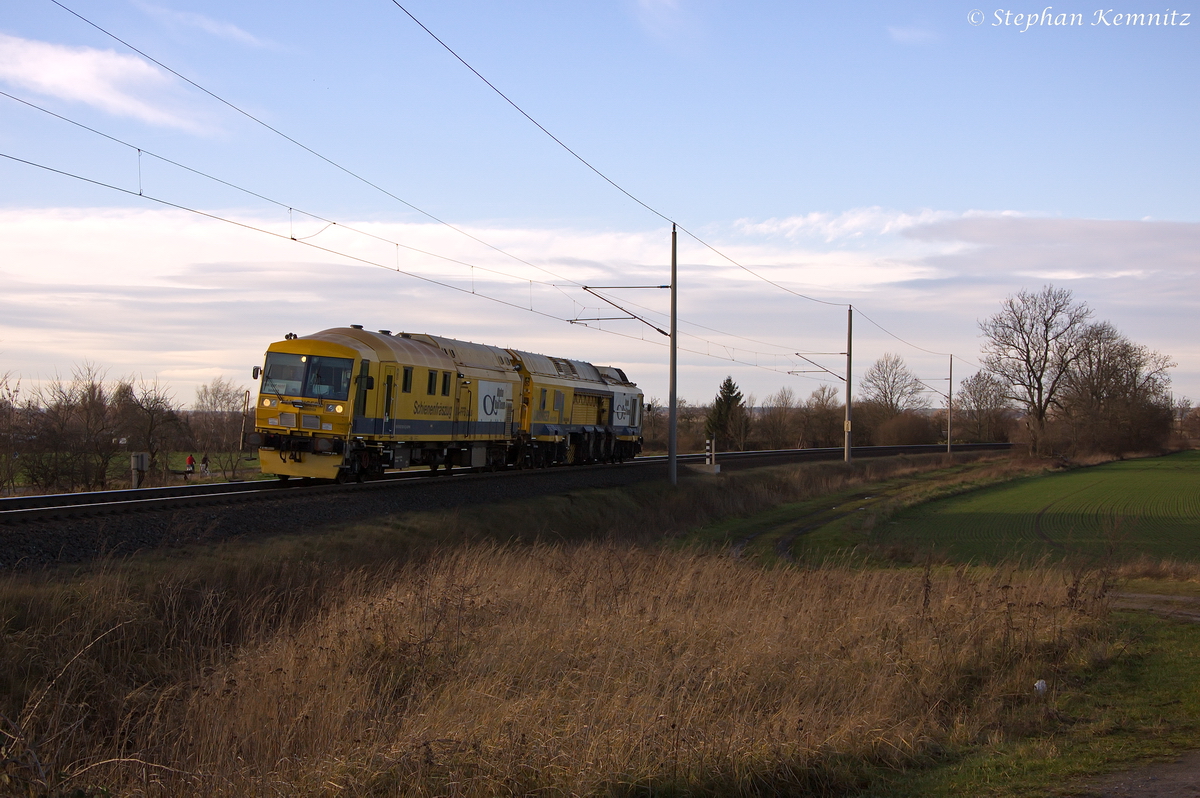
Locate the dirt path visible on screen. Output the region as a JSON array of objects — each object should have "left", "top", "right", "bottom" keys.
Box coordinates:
[
  {"left": 1065, "top": 594, "right": 1200, "bottom": 797},
  {"left": 1070, "top": 749, "right": 1200, "bottom": 797},
  {"left": 728, "top": 491, "right": 876, "bottom": 559}
]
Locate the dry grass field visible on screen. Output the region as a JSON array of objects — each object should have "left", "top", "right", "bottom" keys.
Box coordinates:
[
  {"left": 3, "top": 545, "right": 1110, "bottom": 796},
  {"left": 5, "top": 453, "right": 1142, "bottom": 796}
]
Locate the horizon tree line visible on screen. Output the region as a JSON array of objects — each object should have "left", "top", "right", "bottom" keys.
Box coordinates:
[
  {"left": 645, "top": 285, "right": 1188, "bottom": 456},
  {"left": 0, "top": 367, "right": 250, "bottom": 494},
  {"left": 1, "top": 284, "right": 1191, "bottom": 494}
]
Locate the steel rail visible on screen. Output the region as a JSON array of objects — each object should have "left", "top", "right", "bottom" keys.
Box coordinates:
[{"left": 0, "top": 443, "right": 1011, "bottom": 525}]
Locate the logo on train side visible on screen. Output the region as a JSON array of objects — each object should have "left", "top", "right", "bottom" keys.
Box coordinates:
[
  {"left": 477, "top": 382, "right": 510, "bottom": 419},
  {"left": 611, "top": 392, "right": 634, "bottom": 424}
]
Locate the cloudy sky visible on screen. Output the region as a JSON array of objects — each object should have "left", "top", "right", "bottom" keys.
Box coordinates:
[{"left": 1, "top": 1, "right": 1197, "bottom": 406}]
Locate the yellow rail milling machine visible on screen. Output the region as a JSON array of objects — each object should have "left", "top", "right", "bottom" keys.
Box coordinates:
[{"left": 245, "top": 326, "right": 644, "bottom": 481}]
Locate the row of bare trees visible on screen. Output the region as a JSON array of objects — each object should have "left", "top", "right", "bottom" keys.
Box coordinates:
[
  {"left": 641, "top": 381, "right": 846, "bottom": 453},
  {"left": 643, "top": 285, "right": 1189, "bottom": 457},
  {"left": 0, "top": 367, "right": 249, "bottom": 495},
  {"left": 979, "top": 285, "right": 1180, "bottom": 455}
]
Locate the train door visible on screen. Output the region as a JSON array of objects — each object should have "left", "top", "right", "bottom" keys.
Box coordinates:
[
  {"left": 453, "top": 379, "right": 473, "bottom": 440},
  {"left": 381, "top": 365, "right": 397, "bottom": 434}
]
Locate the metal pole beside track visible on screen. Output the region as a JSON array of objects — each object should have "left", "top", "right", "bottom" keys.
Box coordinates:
[
  {"left": 668, "top": 224, "right": 678, "bottom": 487},
  {"left": 844, "top": 305, "right": 853, "bottom": 464},
  {"left": 947, "top": 354, "right": 953, "bottom": 454}
]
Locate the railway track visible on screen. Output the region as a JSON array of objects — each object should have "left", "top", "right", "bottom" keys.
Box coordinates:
[
  {"left": 0, "top": 443, "right": 1011, "bottom": 526},
  {"left": 0, "top": 443, "right": 1010, "bottom": 569}
]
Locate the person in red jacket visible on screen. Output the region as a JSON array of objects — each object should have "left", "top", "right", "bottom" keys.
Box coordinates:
[{"left": 185, "top": 453, "right": 195, "bottom": 479}]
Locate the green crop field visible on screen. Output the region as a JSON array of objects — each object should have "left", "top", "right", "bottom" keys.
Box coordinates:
[{"left": 881, "top": 450, "right": 1200, "bottom": 563}]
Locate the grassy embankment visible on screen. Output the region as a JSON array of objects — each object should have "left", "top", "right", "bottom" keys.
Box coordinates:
[
  {"left": 4, "top": 450, "right": 1194, "bottom": 796},
  {"left": 698, "top": 449, "right": 1200, "bottom": 795}
]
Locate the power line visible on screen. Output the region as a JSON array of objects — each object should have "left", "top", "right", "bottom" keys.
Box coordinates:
[
  {"left": 3, "top": 79, "right": 843, "bottom": 364},
  {"left": 2, "top": 149, "right": 832, "bottom": 381},
  {"left": 46, "top": 0, "right": 583, "bottom": 289},
  {"left": 46, "top": 0, "right": 981, "bottom": 374},
  {"left": 385, "top": 0, "right": 997, "bottom": 371},
  {"left": 853, "top": 306, "right": 982, "bottom": 370},
  {"left": 0, "top": 88, "right": 574, "bottom": 295},
  {"left": 385, "top": 0, "right": 847, "bottom": 309}
]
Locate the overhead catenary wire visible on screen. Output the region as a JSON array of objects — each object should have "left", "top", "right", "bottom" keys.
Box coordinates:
[
  {"left": 2, "top": 81, "right": 835, "bottom": 364},
  {"left": 45, "top": 0, "right": 588, "bottom": 290},
  {"left": 45, "top": 0, "right": 979, "bottom": 374},
  {"left": 853, "top": 305, "right": 982, "bottom": 370},
  {"left": 386, "top": 0, "right": 845, "bottom": 309},
  {"left": 385, "top": 0, "right": 989, "bottom": 367},
  {"left": 0, "top": 88, "right": 574, "bottom": 295},
  {"left": 2, "top": 149, "right": 846, "bottom": 383}
]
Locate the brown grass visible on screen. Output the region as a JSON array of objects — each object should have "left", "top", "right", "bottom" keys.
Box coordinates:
[
  {"left": 1114, "top": 556, "right": 1200, "bottom": 583},
  {"left": 2, "top": 542, "right": 1110, "bottom": 796}
]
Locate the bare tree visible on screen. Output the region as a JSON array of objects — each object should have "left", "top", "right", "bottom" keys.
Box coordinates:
[
  {"left": 860, "top": 353, "right": 927, "bottom": 418},
  {"left": 1184, "top": 407, "right": 1200, "bottom": 441},
  {"left": 1174, "top": 397, "right": 1193, "bottom": 438},
  {"left": 956, "top": 371, "right": 1014, "bottom": 443},
  {"left": 640, "top": 397, "right": 666, "bottom": 452},
  {"left": 192, "top": 376, "right": 249, "bottom": 479},
  {"left": 979, "top": 285, "right": 1093, "bottom": 455},
  {"left": 802, "top": 384, "right": 843, "bottom": 448},
  {"left": 73, "top": 364, "right": 123, "bottom": 490},
  {"left": 115, "top": 378, "right": 187, "bottom": 484},
  {"left": 758, "top": 387, "right": 798, "bottom": 449},
  {"left": 1059, "top": 321, "right": 1174, "bottom": 453},
  {"left": 0, "top": 372, "right": 19, "bottom": 494},
  {"left": 19, "top": 365, "right": 123, "bottom": 492}
]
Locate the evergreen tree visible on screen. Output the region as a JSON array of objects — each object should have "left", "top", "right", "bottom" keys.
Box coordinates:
[{"left": 705, "top": 376, "right": 747, "bottom": 450}]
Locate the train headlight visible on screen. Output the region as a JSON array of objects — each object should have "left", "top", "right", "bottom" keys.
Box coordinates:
[
  {"left": 262, "top": 398, "right": 276, "bottom": 408},
  {"left": 335, "top": 404, "right": 344, "bottom": 413}
]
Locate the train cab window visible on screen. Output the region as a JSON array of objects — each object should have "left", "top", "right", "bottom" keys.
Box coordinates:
[
  {"left": 305, "top": 356, "right": 353, "bottom": 401},
  {"left": 554, "top": 391, "right": 564, "bottom": 414},
  {"left": 539, "top": 389, "right": 547, "bottom": 411},
  {"left": 441, "top": 372, "right": 451, "bottom": 396},
  {"left": 427, "top": 370, "right": 438, "bottom": 395},
  {"left": 402, "top": 366, "right": 413, "bottom": 393},
  {"left": 263, "top": 352, "right": 304, "bottom": 396}
]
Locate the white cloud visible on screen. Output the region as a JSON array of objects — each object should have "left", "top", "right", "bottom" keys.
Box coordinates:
[
  {"left": 888, "top": 26, "right": 938, "bottom": 44},
  {"left": 736, "top": 207, "right": 967, "bottom": 242},
  {"left": 134, "top": 3, "right": 276, "bottom": 49},
  {"left": 629, "top": 0, "right": 709, "bottom": 50},
  {"left": 0, "top": 33, "right": 202, "bottom": 130},
  {"left": 1, "top": 207, "right": 1197, "bottom": 405}
]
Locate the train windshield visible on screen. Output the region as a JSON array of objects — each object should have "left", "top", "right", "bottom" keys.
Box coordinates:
[
  {"left": 263, "top": 353, "right": 354, "bottom": 401},
  {"left": 304, "top": 356, "right": 353, "bottom": 400},
  {"left": 263, "top": 353, "right": 305, "bottom": 396}
]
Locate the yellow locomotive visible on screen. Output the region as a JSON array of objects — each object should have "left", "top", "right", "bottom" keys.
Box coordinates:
[{"left": 244, "top": 326, "right": 644, "bottom": 481}]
